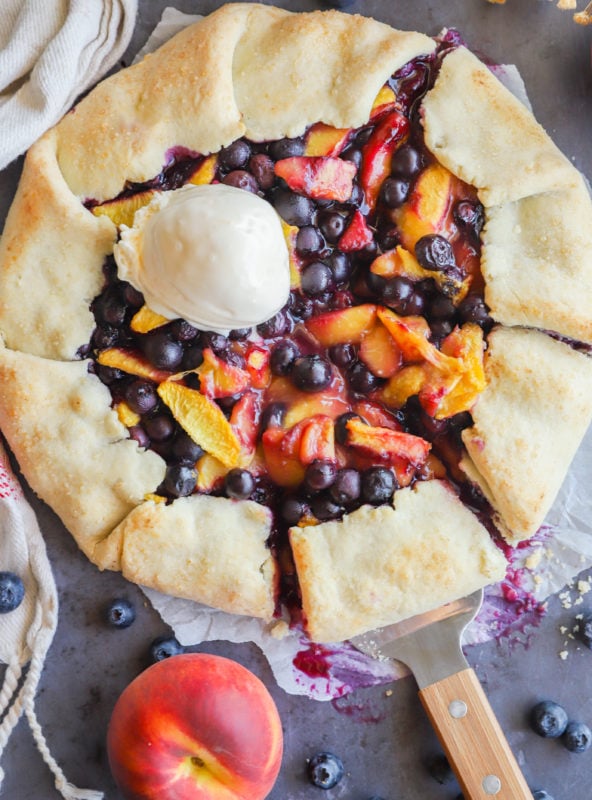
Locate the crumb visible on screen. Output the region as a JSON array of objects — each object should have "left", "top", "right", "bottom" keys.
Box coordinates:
[
  {"left": 557, "top": 0, "right": 577, "bottom": 9},
  {"left": 385, "top": 689, "right": 393, "bottom": 697},
  {"left": 559, "top": 650, "right": 569, "bottom": 660},
  {"left": 560, "top": 626, "right": 568, "bottom": 634},
  {"left": 578, "top": 579, "right": 591, "bottom": 595},
  {"left": 574, "top": 597, "right": 584, "bottom": 606},
  {"left": 525, "top": 550, "right": 543, "bottom": 570}
]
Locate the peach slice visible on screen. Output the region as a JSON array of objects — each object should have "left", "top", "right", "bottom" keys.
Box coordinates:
[
  {"left": 305, "top": 303, "right": 377, "bottom": 347},
  {"left": 115, "top": 401, "right": 140, "bottom": 428},
  {"left": 359, "top": 322, "right": 402, "bottom": 378},
  {"left": 345, "top": 416, "right": 430, "bottom": 466},
  {"left": 381, "top": 364, "right": 427, "bottom": 409},
  {"left": 359, "top": 110, "right": 409, "bottom": 211},
  {"left": 197, "top": 348, "right": 250, "bottom": 399},
  {"left": 157, "top": 381, "right": 241, "bottom": 468},
  {"left": 261, "top": 426, "right": 307, "bottom": 488},
  {"left": 369, "top": 85, "right": 397, "bottom": 119},
  {"left": 97, "top": 348, "right": 172, "bottom": 383},
  {"left": 274, "top": 156, "right": 357, "bottom": 202},
  {"left": 188, "top": 154, "right": 218, "bottom": 186},
  {"left": 377, "top": 308, "right": 460, "bottom": 373},
  {"left": 338, "top": 210, "right": 375, "bottom": 252},
  {"left": 230, "top": 390, "right": 259, "bottom": 465},
  {"left": 371, "top": 245, "right": 468, "bottom": 304},
  {"left": 130, "top": 305, "right": 169, "bottom": 334},
  {"left": 299, "top": 415, "right": 335, "bottom": 465},
  {"left": 353, "top": 399, "right": 403, "bottom": 431},
  {"left": 264, "top": 375, "right": 349, "bottom": 429},
  {"left": 280, "top": 220, "right": 303, "bottom": 289},
  {"left": 196, "top": 453, "right": 228, "bottom": 492},
  {"left": 304, "top": 122, "right": 351, "bottom": 157},
  {"left": 393, "top": 162, "right": 454, "bottom": 251},
  {"left": 91, "top": 190, "right": 158, "bottom": 228},
  {"left": 245, "top": 344, "right": 271, "bottom": 390}
]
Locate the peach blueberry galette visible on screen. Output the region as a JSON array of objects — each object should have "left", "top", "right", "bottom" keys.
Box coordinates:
[{"left": 1, "top": 4, "right": 592, "bottom": 643}]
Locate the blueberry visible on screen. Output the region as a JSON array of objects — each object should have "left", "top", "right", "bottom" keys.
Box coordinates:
[
  {"left": 228, "top": 327, "right": 252, "bottom": 341},
  {"left": 171, "top": 430, "right": 204, "bottom": 464},
  {"left": 129, "top": 425, "right": 150, "bottom": 449},
  {"left": 347, "top": 360, "right": 380, "bottom": 394},
  {"left": 149, "top": 635, "right": 185, "bottom": 663},
  {"left": 307, "top": 752, "right": 344, "bottom": 789},
  {"left": 341, "top": 146, "right": 362, "bottom": 168},
  {"left": 180, "top": 344, "right": 204, "bottom": 370},
  {"left": 328, "top": 342, "right": 357, "bottom": 368},
  {"left": 304, "top": 460, "right": 337, "bottom": 493},
  {"left": 301, "top": 262, "right": 335, "bottom": 297},
  {"left": 391, "top": 144, "right": 422, "bottom": 178},
  {"left": 327, "top": 251, "right": 353, "bottom": 286},
  {"left": 361, "top": 467, "right": 396, "bottom": 505},
  {"left": 458, "top": 294, "right": 492, "bottom": 328},
  {"left": 219, "top": 139, "right": 251, "bottom": 171},
  {"left": 382, "top": 275, "right": 415, "bottom": 312},
  {"left": 578, "top": 611, "right": 592, "bottom": 648},
  {"left": 430, "top": 294, "right": 456, "bottom": 321},
  {"left": 296, "top": 225, "right": 324, "bottom": 256},
  {"left": 280, "top": 496, "right": 307, "bottom": 525},
  {"left": 222, "top": 170, "right": 259, "bottom": 193},
  {"left": 169, "top": 319, "right": 199, "bottom": 343},
  {"left": 454, "top": 199, "right": 484, "bottom": 239},
  {"left": 563, "top": 720, "right": 592, "bottom": 753},
  {"left": 143, "top": 332, "right": 184, "bottom": 370},
  {"left": 268, "top": 136, "right": 306, "bottom": 160},
  {"left": 270, "top": 340, "right": 300, "bottom": 376},
  {"left": 329, "top": 469, "right": 361, "bottom": 505},
  {"left": 272, "top": 187, "right": 315, "bottom": 227},
  {"left": 0, "top": 572, "right": 25, "bottom": 614},
  {"left": 530, "top": 700, "right": 568, "bottom": 738},
  {"left": 249, "top": 154, "right": 276, "bottom": 190},
  {"left": 381, "top": 176, "right": 410, "bottom": 208},
  {"left": 125, "top": 379, "right": 158, "bottom": 415},
  {"left": 104, "top": 598, "right": 136, "bottom": 629},
  {"left": 415, "top": 234, "right": 456, "bottom": 272},
  {"left": 257, "top": 310, "right": 289, "bottom": 339},
  {"left": 318, "top": 211, "right": 346, "bottom": 243},
  {"left": 144, "top": 414, "right": 175, "bottom": 442},
  {"left": 224, "top": 468, "right": 255, "bottom": 500},
  {"left": 163, "top": 464, "right": 197, "bottom": 497},
  {"left": 310, "top": 494, "right": 344, "bottom": 521},
  {"left": 532, "top": 791, "right": 554, "bottom": 800},
  {"left": 292, "top": 355, "right": 332, "bottom": 392},
  {"left": 259, "top": 401, "right": 286, "bottom": 434}
]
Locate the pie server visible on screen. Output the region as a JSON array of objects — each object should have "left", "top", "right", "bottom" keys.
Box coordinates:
[{"left": 351, "top": 588, "right": 532, "bottom": 799}]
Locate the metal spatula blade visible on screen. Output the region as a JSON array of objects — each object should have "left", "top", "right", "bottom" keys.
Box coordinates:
[{"left": 351, "top": 590, "right": 532, "bottom": 800}]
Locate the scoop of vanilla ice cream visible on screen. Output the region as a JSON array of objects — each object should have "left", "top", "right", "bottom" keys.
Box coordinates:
[{"left": 114, "top": 183, "right": 290, "bottom": 333}]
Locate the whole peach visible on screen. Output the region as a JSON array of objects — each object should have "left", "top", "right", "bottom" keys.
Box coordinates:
[{"left": 107, "top": 653, "right": 283, "bottom": 799}]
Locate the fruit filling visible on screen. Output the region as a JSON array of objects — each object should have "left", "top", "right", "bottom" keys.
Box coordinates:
[{"left": 83, "top": 34, "right": 493, "bottom": 601}]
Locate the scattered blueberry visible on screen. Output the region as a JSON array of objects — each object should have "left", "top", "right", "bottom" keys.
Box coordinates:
[
  {"left": 532, "top": 791, "right": 554, "bottom": 800},
  {"left": 104, "top": 598, "right": 136, "bottom": 629},
  {"left": 577, "top": 611, "right": 592, "bottom": 649},
  {"left": 530, "top": 700, "right": 568, "bottom": 738},
  {"left": 563, "top": 720, "right": 592, "bottom": 753},
  {"left": 0, "top": 572, "right": 25, "bottom": 614},
  {"left": 149, "top": 635, "right": 185, "bottom": 663},
  {"left": 306, "top": 752, "right": 344, "bottom": 789}
]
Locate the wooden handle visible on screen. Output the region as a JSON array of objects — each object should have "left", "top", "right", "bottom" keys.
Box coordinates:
[{"left": 419, "top": 668, "right": 531, "bottom": 799}]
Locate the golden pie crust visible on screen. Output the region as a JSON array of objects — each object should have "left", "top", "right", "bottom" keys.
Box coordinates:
[{"left": 0, "top": 4, "right": 591, "bottom": 642}]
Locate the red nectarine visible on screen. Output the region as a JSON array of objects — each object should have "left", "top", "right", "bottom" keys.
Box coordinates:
[{"left": 107, "top": 653, "right": 283, "bottom": 800}]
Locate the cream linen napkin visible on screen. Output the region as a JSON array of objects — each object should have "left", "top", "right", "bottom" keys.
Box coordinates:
[
  {"left": 0, "top": 442, "right": 103, "bottom": 799},
  {"left": 0, "top": 0, "right": 137, "bottom": 171}
]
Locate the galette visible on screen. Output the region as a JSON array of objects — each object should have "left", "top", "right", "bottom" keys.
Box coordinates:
[{"left": 1, "top": 4, "right": 591, "bottom": 643}]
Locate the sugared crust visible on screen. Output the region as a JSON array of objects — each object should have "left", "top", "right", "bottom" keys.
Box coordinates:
[
  {"left": 290, "top": 480, "right": 507, "bottom": 643},
  {"left": 94, "top": 495, "right": 277, "bottom": 620},
  {"left": 0, "top": 345, "right": 166, "bottom": 559},
  {"left": 481, "top": 176, "right": 592, "bottom": 344},
  {"left": 0, "top": 130, "right": 115, "bottom": 359},
  {"left": 55, "top": 3, "right": 436, "bottom": 202},
  {"left": 421, "top": 47, "right": 579, "bottom": 207},
  {"left": 460, "top": 327, "right": 592, "bottom": 543}
]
